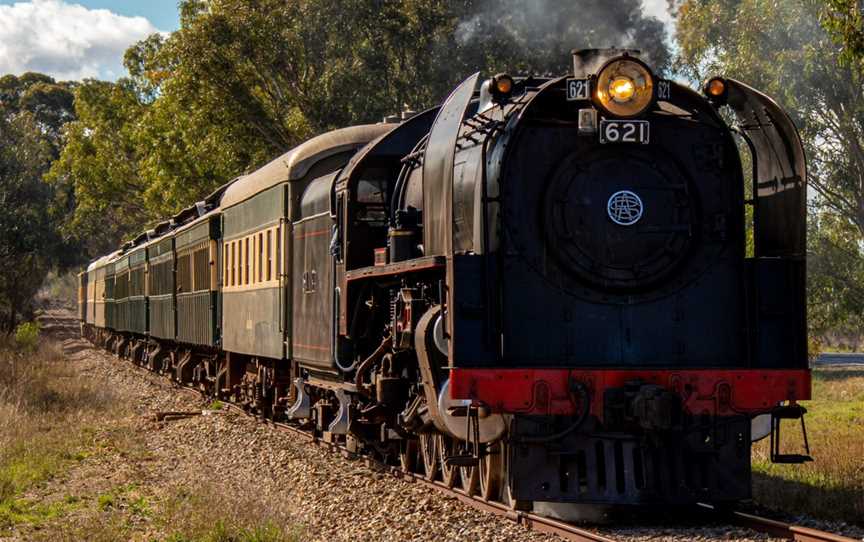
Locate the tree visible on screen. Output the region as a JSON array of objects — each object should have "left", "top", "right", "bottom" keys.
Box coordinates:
[
  {"left": 821, "top": 0, "right": 864, "bottom": 70},
  {"left": 676, "top": 0, "right": 864, "bottom": 333},
  {"left": 46, "top": 80, "right": 150, "bottom": 256},
  {"left": 53, "top": 0, "right": 672, "bottom": 256},
  {"left": 0, "top": 112, "right": 56, "bottom": 330},
  {"left": 0, "top": 73, "right": 75, "bottom": 155},
  {"left": 807, "top": 214, "right": 864, "bottom": 334}
]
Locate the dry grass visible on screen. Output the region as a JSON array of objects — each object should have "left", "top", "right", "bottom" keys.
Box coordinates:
[
  {"left": 159, "top": 486, "right": 302, "bottom": 542},
  {"left": 35, "top": 483, "right": 303, "bottom": 542},
  {"left": 0, "top": 339, "right": 115, "bottom": 530},
  {"left": 752, "top": 366, "right": 864, "bottom": 524},
  {"left": 0, "top": 333, "right": 301, "bottom": 541}
]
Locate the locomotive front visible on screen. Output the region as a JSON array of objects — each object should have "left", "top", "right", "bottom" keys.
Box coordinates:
[{"left": 413, "top": 49, "right": 810, "bottom": 510}]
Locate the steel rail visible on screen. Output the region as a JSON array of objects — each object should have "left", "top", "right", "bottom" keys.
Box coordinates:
[
  {"left": 696, "top": 504, "right": 860, "bottom": 542},
  {"left": 91, "top": 340, "right": 857, "bottom": 542},
  {"left": 729, "top": 510, "right": 859, "bottom": 542}
]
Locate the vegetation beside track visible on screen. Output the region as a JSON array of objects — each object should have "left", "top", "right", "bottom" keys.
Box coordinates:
[
  {"left": 0, "top": 328, "right": 299, "bottom": 542},
  {"left": 752, "top": 366, "right": 864, "bottom": 524}
]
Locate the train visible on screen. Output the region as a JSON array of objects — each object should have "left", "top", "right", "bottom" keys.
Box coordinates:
[{"left": 78, "top": 48, "right": 811, "bottom": 518}]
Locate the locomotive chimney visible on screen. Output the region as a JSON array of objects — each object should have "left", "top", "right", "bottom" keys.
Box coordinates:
[{"left": 572, "top": 48, "right": 642, "bottom": 77}]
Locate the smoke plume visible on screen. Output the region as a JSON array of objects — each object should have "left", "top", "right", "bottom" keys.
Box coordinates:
[{"left": 453, "top": 0, "right": 671, "bottom": 75}]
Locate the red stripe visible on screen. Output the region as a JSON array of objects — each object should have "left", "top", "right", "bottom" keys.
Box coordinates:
[
  {"left": 295, "top": 229, "right": 329, "bottom": 240},
  {"left": 449, "top": 368, "right": 811, "bottom": 418},
  {"left": 294, "top": 342, "right": 329, "bottom": 352}
]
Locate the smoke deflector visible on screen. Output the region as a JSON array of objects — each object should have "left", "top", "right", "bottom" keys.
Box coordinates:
[{"left": 726, "top": 79, "right": 807, "bottom": 259}]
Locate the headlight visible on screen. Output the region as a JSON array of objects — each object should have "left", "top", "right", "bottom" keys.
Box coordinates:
[{"left": 594, "top": 57, "right": 655, "bottom": 117}]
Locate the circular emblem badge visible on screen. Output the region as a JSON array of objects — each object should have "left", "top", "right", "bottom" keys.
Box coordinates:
[{"left": 607, "top": 190, "right": 643, "bottom": 226}]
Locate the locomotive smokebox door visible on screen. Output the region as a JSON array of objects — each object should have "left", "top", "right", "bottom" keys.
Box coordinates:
[{"left": 544, "top": 148, "right": 694, "bottom": 291}]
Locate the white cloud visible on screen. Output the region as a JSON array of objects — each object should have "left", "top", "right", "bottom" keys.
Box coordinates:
[{"left": 0, "top": 0, "right": 162, "bottom": 81}]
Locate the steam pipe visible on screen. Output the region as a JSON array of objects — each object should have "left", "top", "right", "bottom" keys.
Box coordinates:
[
  {"left": 354, "top": 335, "right": 392, "bottom": 398},
  {"left": 390, "top": 134, "right": 430, "bottom": 226}
]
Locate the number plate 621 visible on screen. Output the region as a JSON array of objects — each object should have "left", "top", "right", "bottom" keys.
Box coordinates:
[{"left": 599, "top": 120, "right": 650, "bottom": 144}]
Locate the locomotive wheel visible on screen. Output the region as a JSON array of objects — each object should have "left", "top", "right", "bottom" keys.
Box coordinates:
[
  {"left": 399, "top": 438, "right": 419, "bottom": 473},
  {"left": 496, "top": 443, "right": 530, "bottom": 511},
  {"left": 437, "top": 434, "right": 459, "bottom": 488},
  {"left": 459, "top": 443, "right": 479, "bottom": 495},
  {"left": 479, "top": 443, "right": 502, "bottom": 501},
  {"left": 420, "top": 432, "right": 439, "bottom": 481}
]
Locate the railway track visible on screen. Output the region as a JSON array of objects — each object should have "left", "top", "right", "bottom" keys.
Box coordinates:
[
  {"left": 718, "top": 509, "right": 860, "bottom": 542},
  {"left": 153, "top": 370, "right": 857, "bottom": 542},
  {"left": 41, "top": 308, "right": 855, "bottom": 542}
]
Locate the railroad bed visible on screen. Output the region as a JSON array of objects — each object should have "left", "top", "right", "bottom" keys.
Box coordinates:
[{"left": 39, "top": 308, "right": 864, "bottom": 542}]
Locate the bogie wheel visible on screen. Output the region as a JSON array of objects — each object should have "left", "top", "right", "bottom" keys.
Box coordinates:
[
  {"left": 459, "top": 443, "right": 479, "bottom": 495},
  {"left": 400, "top": 438, "right": 419, "bottom": 474},
  {"left": 420, "top": 432, "right": 439, "bottom": 481},
  {"left": 437, "top": 434, "right": 459, "bottom": 488},
  {"left": 479, "top": 442, "right": 503, "bottom": 502}
]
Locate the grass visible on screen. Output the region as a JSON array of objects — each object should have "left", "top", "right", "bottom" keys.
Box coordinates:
[
  {"left": 752, "top": 366, "right": 864, "bottom": 524},
  {"left": 48, "top": 486, "right": 302, "bottom": 542},
  {"left": 0, "top": 339, "right": 114, "bottom": 531},
  {"left": 159, "top": 488, "right": 302, "bottom": 542},
  {"left": 0, "top": 331, "right": 303, "bottom": 541}
]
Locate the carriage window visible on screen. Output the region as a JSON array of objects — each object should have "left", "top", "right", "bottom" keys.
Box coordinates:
[
  {"left": 258, "top": 232, "right": 264, "bottom": 283},
  {"left": 266, "top": 230, "right": 272, "bottom": 281},
  {"left": 193, "top": 244, "right": 209, "bottom": 291},
  {"left": 232, "top": 242, "right": 237, "bottom": 286},
  {"left": 244, "top": 237, "right": 250, "bottom": 285},
  {"left": 177, "top": 253, "right": 192, "bottom": 293}
]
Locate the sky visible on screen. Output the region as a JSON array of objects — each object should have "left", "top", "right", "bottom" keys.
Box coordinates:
[
  {"left": 0, "top": 0, "right": 179, "bottom": 81},
  {"left": 0, "top": 0, "right": 674, "bottom": 83}
]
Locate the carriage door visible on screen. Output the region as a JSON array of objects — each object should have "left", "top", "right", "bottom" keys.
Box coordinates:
[{"left": 291, "top": 173, "right": 337, "bottom": 371}]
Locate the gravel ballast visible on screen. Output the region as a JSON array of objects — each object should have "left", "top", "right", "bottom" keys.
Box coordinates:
[{"left": 9, "top": 309, "right": 859, "bottom": 542}]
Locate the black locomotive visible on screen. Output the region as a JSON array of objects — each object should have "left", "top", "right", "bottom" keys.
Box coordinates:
[{"left": 80, "top": 48, "right": 811, "bottom": 516}]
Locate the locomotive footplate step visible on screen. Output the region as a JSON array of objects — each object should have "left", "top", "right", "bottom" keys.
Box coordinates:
[{"left": 769, "top": 404, "right": 812, "bottom": 464}]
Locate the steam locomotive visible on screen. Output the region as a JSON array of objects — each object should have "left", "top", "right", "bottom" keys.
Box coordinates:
[{"left": 79, "top": 48, "right": 811, "bottom": 516}]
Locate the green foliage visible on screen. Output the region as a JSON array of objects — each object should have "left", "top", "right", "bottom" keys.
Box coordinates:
[
  {"left": 48, "top": 0, "right": 671, "bottom": 255},
  {"left": 807, "top": 214, "right": 864, "bottom": 334},
  {"left": 0, "top": 72, "right": 78, "bottom": 328},
  {"left": 821, "top": 0, "right": 864, "bottom": 69},
  {"left": 45, "top": 80, "right": 151, "bottom": 255},
  {"left": 0, "top": 73, "right": 75, "bottom": 156},
  {"left": 677, "top": 0, "right": 864, "bottom": 336},
  {"left": 13, "top": 322, "right": 39, "bottom": 352},
  {"left": 0, "top": 110, "right": 57, "bottom": 331}
]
